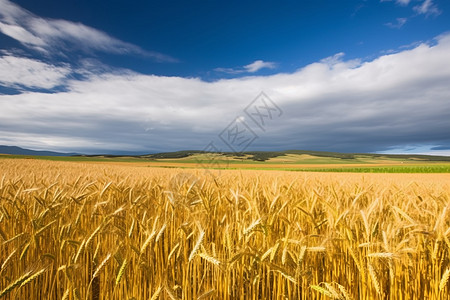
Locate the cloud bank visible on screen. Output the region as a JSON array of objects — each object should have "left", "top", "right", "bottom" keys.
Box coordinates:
[{"left": 1, "top": 33, "right": 450, "bottom": 154}]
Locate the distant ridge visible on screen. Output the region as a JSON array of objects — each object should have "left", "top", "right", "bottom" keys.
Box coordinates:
[
  {"left": 82, "top": 149, "right": 450, "bottom": 162},
  {"left": 0, "top": 145, "right": 78, "bottom": 156},
  {"left": 136, "top": 149, "right": 450, "bottom": 162},
  {"left": 2, "top": 145, "right": 450, "bottom": 162}
]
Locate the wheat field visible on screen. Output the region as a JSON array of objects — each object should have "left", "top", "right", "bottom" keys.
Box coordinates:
[{"left": 0, "top": 159, "right": 449, "bottom": 299}]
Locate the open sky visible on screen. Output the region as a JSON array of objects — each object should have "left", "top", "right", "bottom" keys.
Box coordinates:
[{"left": 0, "top": 0, "right": 450, "bottom": 155}]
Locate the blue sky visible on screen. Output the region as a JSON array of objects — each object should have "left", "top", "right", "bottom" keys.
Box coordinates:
[{"left": 1, "top": 0, "right": 450, "bottom": 155}]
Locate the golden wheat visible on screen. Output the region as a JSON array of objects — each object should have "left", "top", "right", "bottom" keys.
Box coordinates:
[{"left": 0, "top": 159, "right": 449, "bottom": 299}]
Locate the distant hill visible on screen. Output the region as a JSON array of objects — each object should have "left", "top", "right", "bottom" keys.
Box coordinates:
[
  {"left": 2, "top": 145, "right": 450, "bottom": 162},
  {"left": 0, "top": 145, "right": 78, "bottom": 156}
]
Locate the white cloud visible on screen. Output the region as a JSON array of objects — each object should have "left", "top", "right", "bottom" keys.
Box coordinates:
[
  {"left": 215, "top": 60, "right": 277, "bottom": 74},
  {"left": 381, "top": 0, "right": 442, "bottom": 22},
  {"left": 319, "top": 52, "right": 353, "bottom": 67},
  {"left": 244, "top": 60, "right": 277, "bottom": 73},
  {"left": 0, "top": 0, "right": 175, "bottom": 61},
  {"left": 1, "top": 34, "right": 450, "bottom": 153},
  {"left": 0, "top": 23, "right": 45, "bottom": 47},
  {"left": 213, "top": 67, "right": 241, "bottom": 75},
  {"left": 0, "top": 55, "right": 70, "bottom": 89},
  {"left": 413, "top": 0, "right": 441, "bottom": 16},
  {"left": 0, "top": 0, "right": 26, "bottom": 24},
  {"left": 385, "top": 17, "right": 407, "bottom": 29},
  {"left": 396, "top": 0, "right": 411, "bottom": 5},
  {"left": 380, "top": 0, "right": 411, "bottom": 6}
]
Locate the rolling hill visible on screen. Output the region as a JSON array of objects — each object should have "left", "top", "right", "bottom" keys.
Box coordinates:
[{"left": 0, "top": 145, "right": 78, "bottom": 156}]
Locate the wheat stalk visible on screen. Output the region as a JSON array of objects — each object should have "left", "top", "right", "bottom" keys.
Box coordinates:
[
  {"left": 310, "top": 284, "right": 335, "bottom": 298},
  {"left": 439, "top": 268, "right": 450, "bottom": 291},
  {"left": 92, "top": 253, "right": 111, "bottom": 280},
  {"left": 0, "top": 249, "right": 16, "bottom": 274},
  {"left": 189, "top": 229, "right": 205, "bottom": 262},
  {"left": 115, "top": 258, "right": 127, "bottom": 285},
  {"left": 0, "top": 271, "right": 32, "bottom": 297},
  {"left": 198, "top": 252, "right": 220, "bottom": 266},
  {"left": 368, "top": 263, "right": 382, "bottom": 296},
  {"left": 150, "top": 285, "right": 162, "bottom": 300}
]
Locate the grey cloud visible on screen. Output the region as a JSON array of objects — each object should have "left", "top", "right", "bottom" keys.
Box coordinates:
[{"left": 431, "top": 145, "right": 450, "bottom": 151}]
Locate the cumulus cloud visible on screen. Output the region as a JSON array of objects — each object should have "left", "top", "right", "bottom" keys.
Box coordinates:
[
  {"left": 0, "top": 55, "right": 70, "bottom": 89},
  {"left": 0, "top": 0, "right": 175, "bottom": 61},
  {"left": 215, "top": 60, "right": 277, "bottom": 74},
  {"left": 1, "top": 34, "right": 450, "bottom": 154}
]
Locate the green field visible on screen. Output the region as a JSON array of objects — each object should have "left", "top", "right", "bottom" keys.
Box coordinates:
[
  {"left": 280, "top": 165, "right": 450, "bottom": 173},
  {"left": 2, "top": 151, "right": 450, "bottom": 173}
]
